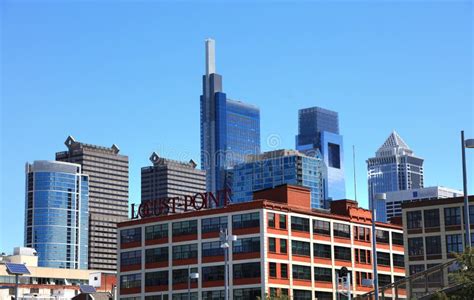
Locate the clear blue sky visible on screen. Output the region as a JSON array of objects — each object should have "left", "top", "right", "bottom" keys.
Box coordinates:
[{"left": 1, "top": 1, "right": 472, "bottom": 252}]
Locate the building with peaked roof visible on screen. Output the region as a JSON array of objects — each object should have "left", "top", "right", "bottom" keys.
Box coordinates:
[{"left": 367, "top": 131, "right": 424, "bottom": 222}]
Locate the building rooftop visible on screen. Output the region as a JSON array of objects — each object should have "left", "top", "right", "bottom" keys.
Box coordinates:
[
  {"left": 401, "top": 195, "right": 474, "bottom": 209},
  {"left": 146, "top": 152, "right": 199, "bottom": 169},
  {"left": 376, "top": 131, "right": 413, "bottom": 157},
  {"left": 61, "top": 135, "right": 121, "bottom": 155}
]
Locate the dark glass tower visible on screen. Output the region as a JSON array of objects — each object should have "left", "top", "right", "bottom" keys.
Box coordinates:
[
  {"left": 296, "top": 106, "right": 346, "bottom": 206},
  {"left": 200, "top": 39, "right": 260, "bottom": 195}
]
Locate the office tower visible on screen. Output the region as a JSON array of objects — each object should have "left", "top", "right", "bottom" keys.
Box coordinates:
[
  {"left": 200, "top": 38, "right": 260, "bottom": 195},
  {"left": 230, "top": 149, "right": 326, "bottom": 208},
  {"left": 296, "top": 106, "right": 346, "bottom": 203},
  {"left": 141, "top": 152, "right": 206, "bottom": 204},
  {"left": 24, "top": 160, "right": 89, "bottom": 269},
  {"left": 367, "top": 131, "right": 424, "bottom": 222},
  {"left": 56, "top": 136, "right": 129, "bottom": 271}
]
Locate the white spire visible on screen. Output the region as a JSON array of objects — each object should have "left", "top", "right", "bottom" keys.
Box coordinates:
[
  {"left": 205, "top": 38, "right": 216, "bottom": 75},
  {"left": 376, "top": 131, "right": 413, "bottom": 157}
]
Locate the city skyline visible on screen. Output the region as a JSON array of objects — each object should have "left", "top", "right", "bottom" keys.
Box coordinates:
[{"left": 1, "top": 1, "right": 472, "bottom": 254}]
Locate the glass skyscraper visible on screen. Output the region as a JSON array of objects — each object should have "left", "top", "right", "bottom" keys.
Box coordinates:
[
  {"left": 200, "top": 39, "right": 260, "bottom": 195},
  {"left": 24, "top": 160, "right": 89, "bottom": 269},
  {"left": 367, "top": 131, "right": 424, "bottom": 222},
  {"left": 296, "top": 106, "right": 345, "bottom": 205},
  {"left": 230, "top": 149, "right": 326, "bottom": 209}
]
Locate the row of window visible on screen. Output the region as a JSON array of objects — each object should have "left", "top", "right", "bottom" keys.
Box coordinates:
[
  {"left": 407, "top": 206, "right": 474, "bottom": 230},
  {"left": 408, "top": 234, "right": 474, "bottom": 257}
]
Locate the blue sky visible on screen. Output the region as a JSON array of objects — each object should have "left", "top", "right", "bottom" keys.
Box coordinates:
[{"left": 1, "top": 1, "right": 472, "bottom": 252}]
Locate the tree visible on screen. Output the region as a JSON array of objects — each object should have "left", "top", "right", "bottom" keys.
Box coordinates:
[{"left": 447, "top": 247, "right": 474, "bottom": 299}]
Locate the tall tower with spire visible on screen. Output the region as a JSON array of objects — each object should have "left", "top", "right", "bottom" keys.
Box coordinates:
[
  {"left": 200, "top": 39, "right": 260, "bottom": 196},
  {"left": 367, "top": 131, "right": 424, "bottom": 222}
]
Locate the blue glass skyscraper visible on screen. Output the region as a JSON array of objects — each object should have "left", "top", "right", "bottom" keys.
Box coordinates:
[
  {"left": 24, "top": 160, "right": 89, "bottom": 269},
  {"left": 230, "top": 149, "right": 326, "bottom": 209},
  {"left": 296, "top": 106, "right": 346, "bottom": 205},
  {"left": 200, "top": 39, "right": 260, "bottom": 194}
]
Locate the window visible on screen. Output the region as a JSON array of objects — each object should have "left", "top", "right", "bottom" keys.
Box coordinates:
[
  {"left": 232, "top": 212, "right": 260, "bottom": 229},
  {"left": 313, "top": 220, "right": 330, "bottom": 235},
  {"left": 328, "top": 143, "right": 341, "bottom": 168},
  {"left": 291, "top": 216, "right": 310, "bottom": 232},
  {"left": 172, "top": 244, "right": 197, "bottom": 260},
  {"left": 292, "top": 264, "right": 311, "bottom": 280},
  {"left": 314, "top": 267, "right": 332, "bottom": 282},
  {"left": 121, "top": 250, "right": 141, "bottom": 266},
  {"left": 425, "top": 236, "right": 442, "bottom": 255},
  {"left": 233, "top": 288, "right": 261, "bottom": 300},
  {"left": 145, "top": 271, "right": 168, "bottom": 287},
  {"left": 121, "top": 228, "right": 141, "bottom": 244},
  {"left": 407, "top": 211, "right": 422, "bottom": 229},
  {"left": 269, "top": 262, "right": 277, "bottom": 277},
  {"left": 470, "top": 206, "right": 474, "bottom": 225},
  {"left": 393, "top": 254, "right": 404, "bottom": 267},
  {"left": 280, "top": 239, "right": 287, "bottom": 254},
  {"left": 355, "top": 226, "right": 370, "bottom": 241},
  {"left": 375, "top": 230, "right": 389, "bottom": 244},
  {"left": 120, "top": 273, "right": 141, "bottom": 289},
  {"left": 408, "top": 238, "right": 424, "bottom": 256},
  {"left": 269, "top": 238, "right": 276, "bottom": 252},
  {"left": 424, "top": 209, "right": 440, "bottom": 228},
  {"left": 446, "top": 234, "right": 463, "bottom": 254},
  {"left": 145, "top": 223, "right": 168, "bottom": 240},
  {"left": 201, "top": 216, "right": 227, "bottom": 233},
  {"left": 172, "top": 293, "right": 197, "bottom": 300},
  {"left": 281, "top": 263, "right": 288, "bottom": 278},
  {"left": 202, "top": 291, "right": 225, "bottom": 300},
  {"left": 268, "top": 213, "right": 275, "bottom": 228},
  {"left": 314, "top": 292, "right": 333, "bottom": 300},
  {"left": 233, "top": 262, "right": 261, "bottom": 279},
  {"left": 172, "top": 220, "right": 197, "bottom": 236},
  {"left": 334, "top": 246, "right": 351, "bottom": 261},
  {"left": 293, "top": 289, "right": 312, "bottom": 300},
  {"left": 233, "top": 237, "right": 260, "bottom": 254},
  {"left": 173, "top": 268, "right": 198, "bottom": 285},
  {"left": 333, "top": 223, "right": 350, "bottom": 238},
  {"left": 279, "top": 214, "right": 287, "bottom": 229},
  {"left": 292, "top": 240, "right": 310, "bottom": 256},
  {"left": 445, "top": 207, "right": 461, "bottom": 226},
  {"left": 392, "top": 232, "right": 404, "bottom": 245},
  {"left": 378, "top": 274, "right": 392, "bottom": 286},
  {"left": 145, "top": 296, "right": 169, "bottom": 300},
  {"left": 377, "top": 252, "right": 390, "bottom": 266},
  {"left": 355, "top": 249, "right": 371, "bottom": 264},
  {"left": 202, "top": 265, "right": 225, "bottom": 281},
  {"left": 202, "top": 241, "right": 224, "bottom": 257},
  {"left": 314, "top": 243, "right": 331, "bottom": 259},
  {"left": 145, "top": 247, "right": 168, "bottom": 263},
  {"left": 409, "top": 264, "right": 425, "bottom": 275}
]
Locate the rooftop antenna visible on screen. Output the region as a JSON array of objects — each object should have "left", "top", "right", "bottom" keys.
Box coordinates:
[{"left": 353, "top": 145, "right": 358, "bottom": 201}]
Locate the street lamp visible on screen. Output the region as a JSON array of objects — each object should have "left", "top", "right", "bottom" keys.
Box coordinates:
[
  {"left": 187, "top": 266, "right": 199, "bottom": 300},
  {"left": 372, "top": 193, "right": 386, "bottom": 300},
  {"left": 220, "top": 228, "right": 237, "bottom": 300},
  {"left": 461, "top": 130, "right": 474, "bottom": 248}
]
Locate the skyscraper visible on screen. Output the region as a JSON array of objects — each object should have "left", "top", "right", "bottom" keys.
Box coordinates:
[
  {"left": 367, "top": 131, "right": 424, "bottom": 222},
  {"left": 200, "top": 39, "right": 260, "bottom": 195},
  {"left": 230, "top": 149, "right": 326, "bottom": 208},
  {"left": 296, "top": 106, "right": 345, "bottom": 204},
  {"left": 56, "top": 136, "right": 129, "bottom": 271},
  {"left": 25, "top": 160, "right": 89, "bottom": 269},
  {"left": 141, "top": 152, "right": 206, "bottom": 208}
]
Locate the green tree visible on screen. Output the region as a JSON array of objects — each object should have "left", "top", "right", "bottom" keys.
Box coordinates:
[{"left": 447, "top": 247, "right": 474, "bottom": 299}]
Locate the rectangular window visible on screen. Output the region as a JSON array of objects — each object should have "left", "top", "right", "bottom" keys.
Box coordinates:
[
  {"left": 470, "top": 206, "right": 474, "bottom": 225},
  {"left": 314, "top": 243, "right": 331, "bottom": 259},
  {"left": 120, "top": 273, "right": 141, "bottom": 289},
  {"left": 120, "top": 228, "right": 141, "bottom": 244},
  {"left": 172, "top": 244, "right": 197, "bottom": 260},
  {"left": 269, "top": 262, "right": 277, "bottom": 277},
  {"left": 292, "top": 264, "right": 311, "bottom": 281},
  {"left": 425, "top": 236, "right": 442, "bottom": 255},
  {"left": 408, "top": 237, "right": 424, "bottom": 256},
  {"left": 202, "top": 241, "right": 224, "bottom": 257},
  {"left": 233, "top": 237, "right": 260, "bottom": 254},
  {"left": 145, "top": 271, "right": 168, "bottom": 287},
  {"left": 202, "top": 290, "right": 225, "bottom": 300},
  {"left": 444, "top": 207, "right": 461, "bottom": 226},
  {"left": 375, "top": 230, "right": 389, "bottom": 244},
  {"left": 293, "top": 289, "right": 312, "bottom": 300},
  {"left": 202, "top": 265, "right": 225, "bottom": 281},
  {"left": 173, "top": 268, "right": 197, "bottom": 285},
  {"left": 233, "top": 288, "right": 261, "bottom": 300},
  {"left": 377, "top": 252, "right": 390, "bottom": 266},
  {"left": 392, "top": 232, "right": 404, "bottom": 246},
  {"left": 268, "top": 238, "right": 276, "bottom": 252},
  {"left": 281, "top": 264, "right": 288, "bottom": 278},
  {"left": 201, "top": 216, "right": 227, "bottom": 233},
  {"left": 393, "top": 254, "right": 404, "bottom": 267},
  {"left": 424, "top": 209, "right": 440, "bottom": 228},
  {"left": 446, "top": 234, "right": 463, "bottom": 254},
  {"left": 328, "top": 143, "right": 341, "bottom": 169},
  {"left": 334, "top": 246, "right": 351, "bottom": 261},
  {"left": 355, "top": 226, "right": 370, "bottom": 241},
  {"left": 268, "top": 213, "right": 275, "bottom": 228},
  {"left": 355, "top": 248, "right": 371, "bottom": 264},
  {"left": 378, "top": 274, "right": 392, "bottom": 286},
  {"left": 172, "top": 220, "right": 197, "bottom": 237},
  {"left": 121, "top": 250, "right": 141, "bottom": 266},
  {"left": 407, "top": 211, "right": 422, "bottom": 229},
  {"left": 314, "top": 267, "right": 332, "bottom": 282},
  {"left": 292, "top": 240, "right": 310, "bottom": 256},
  {"left": 313, "top": 220, "right": 330, "bottom": 235},
  {"left": 145, "top": 247, "right": 168, "bottom": 263},
  {"left": 233, "top": 262, "right": 261, "bottom": 279},
  {"left": 409, "top": 264, "right": 425, "bottom": 275},
  {"left": 232, "top": 212, "right": 260, "bottom": 229},
  {"left": 279, "top": 214, "right": 287, "bottom": 229},
  {"left": 145, "top": 223, "right": 168, "bottom": 240},
  {"left": 280, "top": 239, "right": 287, "bottom": 254},
  {"left": 291, "top": 216, "right": 310, "bottom": 232},
  {"left": 333, "top": 223, "right": 351, "bottom": 238}
]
